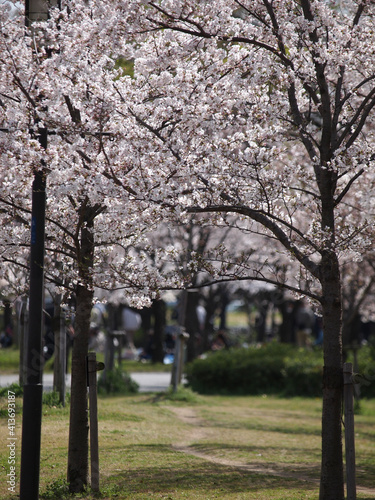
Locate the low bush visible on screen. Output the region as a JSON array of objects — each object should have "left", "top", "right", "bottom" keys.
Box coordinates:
[
  {"left": 185, "top": 343, "right": 324, "bottom": 397},
  {"left": 163, "top": 385, "right": 200, "bottom": 403},
  {"left": 0, "top": 382, "right": 23, "bottom": 397},
  {"left": 346, "top": 344, "right": 375, "bottom": 399},
  {"left": 186, "top": 343, "right": 375, "bottom": 398},
  {"left": 40, "top": 478, "right": 70, "bottom": 499},
  {"left": 97, "top": 367, "right": 139, "bottom": 395},
  {"left": 42, "top": 390, "right": 71, "bottom": 407}
]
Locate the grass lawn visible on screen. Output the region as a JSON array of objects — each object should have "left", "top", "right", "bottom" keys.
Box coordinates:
[
  {"left": 0, "top": 346, "right": 20, "bottom": 374},
  {"left": 0, "top": 390, "right": 374, "bottom": 499}
]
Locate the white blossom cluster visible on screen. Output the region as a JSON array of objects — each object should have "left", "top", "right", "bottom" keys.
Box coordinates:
[{"left": 1, "top": 0, "right": 375, "bottom": 315}]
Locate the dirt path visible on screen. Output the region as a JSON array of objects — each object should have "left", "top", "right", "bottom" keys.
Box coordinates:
[{"left": 168, "top": 406, "right": 375, "bottom": 498}]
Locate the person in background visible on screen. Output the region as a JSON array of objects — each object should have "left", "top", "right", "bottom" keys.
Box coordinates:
[
  {"left": 211, "top": 330, "right": 231, "bottom": 351},
  {"left": 294, "top": 300, "right": 315, "bottom": 348},
  {"left": 0, "top": 325, "right": 13, "bottom": 348}
]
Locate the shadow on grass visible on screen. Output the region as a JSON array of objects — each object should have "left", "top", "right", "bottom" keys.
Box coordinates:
[
  {"left": 100, "top": 443, "right": 318, "bottom": 498},
  {"left": 106, "top": 461, "right": 317, "bottom": 497},
  {"left": 356, "top": 464, "right": 375, "bottom": 490}
]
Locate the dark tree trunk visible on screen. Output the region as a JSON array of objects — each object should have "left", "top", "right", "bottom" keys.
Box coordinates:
[
  {"left": 255, "top": 302, "right": 268, "bottom": 343},
  {"left": 185, "top": 291, "right": 200, "bottom": 362},
  {"left": 67, "top": 284, "right": 93, "bottom": 492},
  {"left": 67, "top": 208, "right": 95, "bottom": 493},
  {"left": 202, "top": 291, "right": 219, "bottom": 352},
  {"left": 319, "top": 250, "right": 344, "bottom": 500},
  {"left": 342, "top": 313, "right": 361, "bottom": 348},
  {"left": 141, "top": 306, "right": 152, "bottom": 332},
  {"left": 151, "top": 299, "right": 166, "bottom": 364},
  {"left": 140, "top": 300, "right": 166, "bottom": 363},
  {"left": 219, "top": 290, "right": 229, "bottom": 330}
]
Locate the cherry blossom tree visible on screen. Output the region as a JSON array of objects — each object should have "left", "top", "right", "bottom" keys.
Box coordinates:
[
  {"left": 105, "top": 2, "right": 375, "bottom": 498},
  {"left": 0, "top": 1, "right": 164, "bottom": 492},
  {"left": 2, "top": 1, "right": 375, "bottom": 498}
]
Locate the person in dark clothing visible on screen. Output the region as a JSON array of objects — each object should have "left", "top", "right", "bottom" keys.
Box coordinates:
[{"left": 0, "top": 326, "right": 13, "bottom": 348}]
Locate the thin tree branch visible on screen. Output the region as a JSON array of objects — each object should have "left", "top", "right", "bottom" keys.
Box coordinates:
[
  {"left": 334, "top": 168, "right": 364, "bottom": 207},
  {"left": 187, "top": 204, "right": 320, "bottom": 279}
]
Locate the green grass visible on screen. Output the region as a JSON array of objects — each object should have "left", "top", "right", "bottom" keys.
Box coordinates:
[
  {"left": 0, "top": 346, "right": 20, "bottom": 373},
  {"left": 1, "top": 393, "right": 374, "bottom": 499},
  {"left": 216, "top": 310, "right": 248, "bottom": 328}
]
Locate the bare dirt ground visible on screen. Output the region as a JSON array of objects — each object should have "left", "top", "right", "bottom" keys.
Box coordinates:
[{"left": 168, "top": 406, "right": 375, "bottom": 498}]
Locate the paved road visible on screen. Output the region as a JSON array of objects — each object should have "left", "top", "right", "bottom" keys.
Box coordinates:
[{"left": 0, "top": 371, "right": 173, "bottom": 393}]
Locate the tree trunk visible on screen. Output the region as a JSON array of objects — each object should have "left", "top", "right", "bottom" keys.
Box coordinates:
[
  {"left": 219, "top": 290, "right": 229, "bottom": 330},
  {"left": 319, "top": 250, "right": 344, "bottom": 500},
  {"left": 202, "top": 292, "right": 218, "bottom": 352},
  {"left": 342, "top": 313, "right": 361, "bottom": 349},
  {"left": 255, "top": 301, "right": 268, "bottom": 343},
  {"left": 67, "top": 284, "right": 93, "bottom": 492},
  {"left": 151, "top": 299, "right": 166, "bottom": 364},
  {"left": 185, "top": 291, "right": 200, "bottom": 362},
  {"left": 67, "top": 209, "right": 95, "bottom": 493}
]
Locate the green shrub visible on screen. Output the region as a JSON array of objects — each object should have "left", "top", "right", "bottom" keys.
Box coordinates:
[
  {"left": 186, "top": 343, "right": 375, "bottom": 398},
  {"left": 0, "top": 383, "right": 23, "bottom": 397},
  {"left": 97, "top": 367, "right": 139, "bottom": 395},
  {"left": 185, "top": 343, "right": 324, "bottom": 397},
  {"left": 163, "top": 385, "right": 200, "bottom": 403},
  {"left": 347, "top": 345, "right": 375, "bottom": 398},
  {"left": 40, "top": 477, "right": 70, "bottom": 499},
  {"left": 42, "top": 390, "right": 71, "bottom": 407}
]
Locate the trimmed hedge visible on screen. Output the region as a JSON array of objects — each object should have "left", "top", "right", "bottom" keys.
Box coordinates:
[{"left": 185, "top": 343, "right": 375, "bottom": 398}]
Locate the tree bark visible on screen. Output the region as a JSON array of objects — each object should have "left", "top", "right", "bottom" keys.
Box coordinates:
[
  {"left": 219, "top": 289, "right": 229, "bottom": 330},
  {"left": 255, "top": 301, "right": 268, "bottom": 343},
  {"left": 342, "top": 313, "right": 361, "bottom": 348},
  {"left": 202, "top": 291, "right": 218, "bottom": 352},
  {"left": 319, "top": 250, "right": 344, "bottom": 500},
  {"left": 67, "top": 284, "right": 93, "bottom": 492},
  {"left": 185, "top": 291, "right": 201, "bottom": 362},
  {"left": 67, "top": 209, "right": 95, "bottom": 493},
  {"left": 151, "top": 299, "right": 166, "bottom": 364}
]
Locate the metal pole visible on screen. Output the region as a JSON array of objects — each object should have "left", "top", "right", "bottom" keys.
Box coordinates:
[
  {"left": 20, "top": 144, "right": 47, "bottom": 499},
  {"left": 21, "top": 0, "right": 61, "bottom": 493}
]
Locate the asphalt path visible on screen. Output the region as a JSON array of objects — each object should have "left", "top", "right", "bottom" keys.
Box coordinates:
[{"left": 0, "top": 371, "right": 173, "bottom": 393}]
